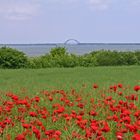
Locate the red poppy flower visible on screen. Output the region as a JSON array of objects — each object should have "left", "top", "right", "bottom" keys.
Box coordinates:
[
  {"left": 134, "top": 85, "right": 140, "bottom": 92},
  {"left": 93, "top": 84, "right": 98, "bottom": 89},
  {"left": 15, "top": 134, "right": 25, "bottom": 140},
  {"left": 29, "top": 112, "right": 37, "bottom": 117},
  {"left": 132, "top": 133, "right": 140, "bottom": 140}
]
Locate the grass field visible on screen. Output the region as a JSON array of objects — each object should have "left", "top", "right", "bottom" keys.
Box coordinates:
[
  {"left": 0, "top": 66, "right": 140, "bottom": 140},
  {"left": 0, "top": 66, "right": 140, "bottom": 93}
]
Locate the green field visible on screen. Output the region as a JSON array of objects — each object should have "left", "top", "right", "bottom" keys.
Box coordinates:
[
  {"left": 1, "top": 66, "right": 140, "bottom": 140},
  {"left": 0, "top": 66, "right": 140, "bottom": 93}
]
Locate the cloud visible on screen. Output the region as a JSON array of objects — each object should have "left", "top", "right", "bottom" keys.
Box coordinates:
[
  {"left": 46, "top": 0, "right": 79, "bottom": 4},
  {"left": 0, "top": 0, "right": 80, "bottom": 20},
  {"left": 88, "top": 0, "right": 112, "bottom": 10},
  {"left": 89, "top": 0, "right": 140, "bottom": 11},
  {"left": 0, "top": 0, "right": 41, "bottom": 20},
  {"left": 0, "top": 0, "right": 139, "bottom": 21},
  {"left": 45, "top": 0, "right": 81, "bottom": 7}
]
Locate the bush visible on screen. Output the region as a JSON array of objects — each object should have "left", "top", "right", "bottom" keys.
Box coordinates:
[
  {"left": 93, "top": 50, "right": 121, "bottom": 66},
  {"left": 92, "top": 50, "right": 137, "bottom": 66},
  {"left": 0, "top": 46, "right": 139, "bottom": 69},
  {"left": 50, "top": 47, "right": 67, "bottom": 57},
  {"left": 57, "top": 54, "right": 79, "bottom": 67},
  {"left": 78, "top": 54, "right": 96, "bottom": 67},
  {"left": 27, "top": 48, "right": 140, "bottom": 68},
  {"left": 119, "top": 52, "right": 137, "bottom": 65},
  {"left": 0, "top": 46, "right": 28, "bottom": 68},
  {"left": 28, "top": 57, "right": 44, "bottom": 68},
  {"left": 38, "top": 52, "right": 79, "bottom": 68},
  {"left": 134, "top": 51, "right": 140, "bottom": 65}
]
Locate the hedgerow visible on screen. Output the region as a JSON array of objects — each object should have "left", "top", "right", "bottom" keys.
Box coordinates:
[{"left": 0, "top": 46, "right": 140, "bottom": 68}]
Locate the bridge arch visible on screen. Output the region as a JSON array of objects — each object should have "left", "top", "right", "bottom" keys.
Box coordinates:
[{"left": 64, "top": 39, "right": 80, "bottom": 45}]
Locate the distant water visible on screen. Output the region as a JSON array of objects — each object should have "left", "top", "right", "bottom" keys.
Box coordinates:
[{"left": 0, "top": 43, "right": 140, "bottom": 56}]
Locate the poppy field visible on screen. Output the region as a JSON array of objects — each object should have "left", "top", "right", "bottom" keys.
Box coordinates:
[{"left": 0, "top": 66, "right": 140, "bottom": 140}]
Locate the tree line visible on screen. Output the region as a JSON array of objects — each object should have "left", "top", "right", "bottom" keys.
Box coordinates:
[{"left": 0, "top": 46, "right": 140, "bottom": 68}]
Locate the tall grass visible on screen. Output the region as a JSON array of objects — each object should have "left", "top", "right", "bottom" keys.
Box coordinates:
[{"left": 0, "top": 66, "right": 140, "bottom": 93}]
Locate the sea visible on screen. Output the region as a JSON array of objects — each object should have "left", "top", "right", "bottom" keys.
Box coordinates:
[{"left": 0, "top": 43, "right": 140, "bottom": 57}]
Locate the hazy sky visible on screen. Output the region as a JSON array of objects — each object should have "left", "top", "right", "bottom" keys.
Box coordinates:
[{"left": 0, "top": 0, "right": 140, "bottom": 43}]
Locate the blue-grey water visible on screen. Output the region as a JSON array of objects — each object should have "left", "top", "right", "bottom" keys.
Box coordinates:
[{"left": 0, "top": 43, "right": 140, "bottom": 56}]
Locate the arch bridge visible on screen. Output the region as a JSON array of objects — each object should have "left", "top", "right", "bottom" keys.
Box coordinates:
[{"left": 64, "top": 39, "right": 80, "bottom": 45}]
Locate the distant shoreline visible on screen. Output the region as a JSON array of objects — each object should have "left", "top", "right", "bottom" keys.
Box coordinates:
[
  {"left": 1, "top": 43, "right": 140, "bottom": 46},
  {"left": 0, "top": 43, "right": 140, "bottom": 56}
]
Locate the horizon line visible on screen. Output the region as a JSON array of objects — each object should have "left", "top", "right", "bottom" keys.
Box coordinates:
[{"left": 1, "top": 42, "right": 140, "bottom": 45}]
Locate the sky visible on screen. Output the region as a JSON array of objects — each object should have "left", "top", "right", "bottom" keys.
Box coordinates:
[{"left": 0, "top": 0, "right": 140, "bottom": 43}]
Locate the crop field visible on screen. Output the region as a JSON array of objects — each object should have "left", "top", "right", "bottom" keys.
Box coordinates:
[{"left": 0, "top": 66, "right": 140, "bottom": 140}]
